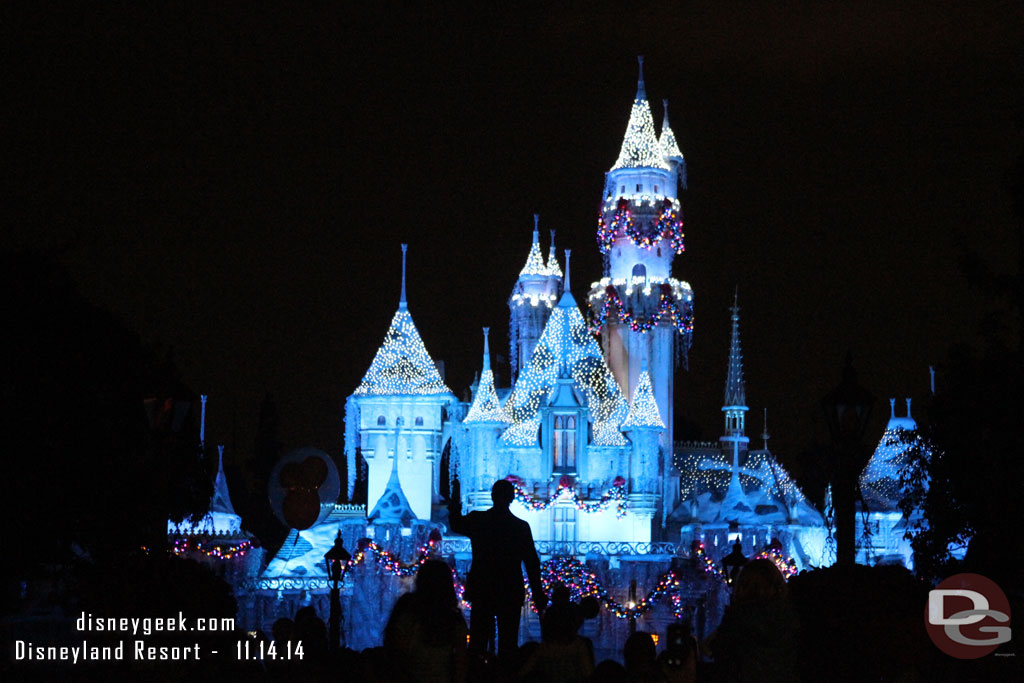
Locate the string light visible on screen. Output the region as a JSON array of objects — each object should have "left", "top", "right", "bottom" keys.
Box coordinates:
[
  {"left": 171, "top": 538, "right": 252, "bottom": 560},
  {"left": 752, "top": 546, "right": 798, "bottom": 580},
  {"left": 621, "top": 370, "right": 664, "bottom": 429},
  {"left": 501, "top": 296, "right": 628, "bottom": 447},
  {"left": 612, "top": 96, "right": 671, "bottom": 171},
  {"left": 860, "top": 427, "right": 930, "bottom": 509},
  {"left": 588, "top": 281, "right": 694, "bottom": 336},
  {"left": 519, "top": 237, "right": 547, "bottom": 277},
  {"left": 354, "top": 309, "right": 452, "bottom": 397},
  {"left": 464, "top": 367, "right": 509, "bottom": 424},
  {"left": 505, "top": 476, "right": 629, "bottom": 518},
  {"left": 597, "top": 199, "right": 685, "bottom": 255}
]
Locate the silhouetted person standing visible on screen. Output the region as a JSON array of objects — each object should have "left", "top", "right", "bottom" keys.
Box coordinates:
[{"left": 448, "top": 478, "right": 546, "bottom": 659}]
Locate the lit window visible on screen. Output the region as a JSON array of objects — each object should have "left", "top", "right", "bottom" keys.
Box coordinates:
[{"left": 553, "top": 415, "right": 576, "bottom": 470}]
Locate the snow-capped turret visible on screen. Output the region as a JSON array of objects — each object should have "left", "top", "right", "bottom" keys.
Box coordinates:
[
  {"left": 659, "top": 99, "right": 687, "bottom": 190},
  {"left": 545, "top": 230, "right": 563, "bottom": 279},
  {"left": 611, "top": 56, "right": 670, "bottom": 173},
  {"left": 503, "top": 249, "right": 628, "bottom": 448},
  {"left": 621, "top": 366, "right": 665, "bottom": 430},
  {"left": 354, "top": 245, "right": 452, "bottom": 397},
  {"left": 464, "top": 328, "right": 508, "bottom": 425},
  {"left": 509, "top": 216, "right": 560, "bottom": 382}
]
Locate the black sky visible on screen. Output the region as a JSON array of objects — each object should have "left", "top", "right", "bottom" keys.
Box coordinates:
[{"left": 7, "top": 2, "right": 1022, "bottom": 481}]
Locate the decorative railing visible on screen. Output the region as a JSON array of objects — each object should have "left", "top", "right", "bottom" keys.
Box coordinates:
[
  {"left": 533, "top": 540, "right": 678, "bottom": 556},
  {"left": 249, "top": 577, "right": 332, "bottom": 592}
]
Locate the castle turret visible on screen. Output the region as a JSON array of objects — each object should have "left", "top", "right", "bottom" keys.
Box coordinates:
[
  {"left": 509, "top": 215, "right": 561, "bottom": 381},
  {"left": 344, "top": 244, "right": 456, "bottom": 519},
  {"left": 463, "top": 328, "right": 509, "bottom": 492},
  {"left": 588, "top": 58, "right": 694, "bottom": 522}
]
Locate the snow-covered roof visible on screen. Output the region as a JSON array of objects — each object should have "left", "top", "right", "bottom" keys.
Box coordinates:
[
  {"left": 860, "top": 399, "right": 927, "bottom": 511},
  {"left": 501, "top": 289, "right": 628, "bottom": 447},
  {"left": 676, "top": 446, "right": 822, "bottom": 526},
  {"left": 519, "top": 230, "right": 547, "bottom": 277},
  {"left": 353, "top": 308, "right": 453, "bottom": 397},
  {"left": 167, "top": 445, "right": 243, "bottom": 536},
  {"left": 621, "top": 369, "right": 664, "bottom": 429},
  {"left": 611, "top": 59, "right": 670, "bottom": 172},
  {"left": 464, "top": 329, "right": 509, "bottom": 424},
  {"left": 658, "top": 99, "right": 684, "bottom": 161}
]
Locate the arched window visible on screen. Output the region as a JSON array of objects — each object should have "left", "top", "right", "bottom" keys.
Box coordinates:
[
  {"left": 415, "top": 416, "right": 424, "bottom": 426},
  {"left": 632, "top": 263, "right": 647, "bottom": 280},
  {"left": 553, "top": 415, "right": 576, "bottom": 470},
  {"left": 377, "top": 415, "right": 386, "bottom": 426},
  {"left": 396, "top": 416, "right": 404, "bottom": 426}
]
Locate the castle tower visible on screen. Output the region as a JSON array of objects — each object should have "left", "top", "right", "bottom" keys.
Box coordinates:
[
  {"left": 588, "top": 58, "right": 694, "bottom": 520},
  {"left": 345, "top": 245, "right": 456, "bottom": 520},
  {"left": 509, "top": 215, "right": 562, "bottom": 382},
  {"left": 462, "top": 327, "right": 509, "bottom": 493},
  {"left": 722, "top": 291, "right": 749, "bottom": 444}
]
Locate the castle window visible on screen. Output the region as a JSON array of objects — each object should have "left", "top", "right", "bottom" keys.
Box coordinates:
[
  {"left": 621, "top": 185, "right": 625, "bottom": 193},
  {"left": 654, "top": 185, "right": 658, "bottom": 193},
  {"left": 553, "top": 415, "right": 576, "bottom": 470},
  {"left": 396, "top": 416, "right": 404, "bottom": 426},
  {"left": 632, "top": 264, "right": 646, "bottom": 280},
  {"left": 377, "top": 416, "right": 386, "bottom": 426},
  {"left": 657, "top": 247, "right": 661, "bottom": 257},
  {"left": 636, "top": 184, "right": 642, "bottom": 192},
  {"left": 415, "top": 416, "right": 424, "bottom": 426}
]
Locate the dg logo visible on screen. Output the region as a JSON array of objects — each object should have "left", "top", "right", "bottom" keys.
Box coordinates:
[{"left": 926, "top": 573, "right": 1012, "bottom": 659}]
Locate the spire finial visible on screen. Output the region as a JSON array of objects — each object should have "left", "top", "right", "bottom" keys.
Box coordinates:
[
  {"left": 563, "top": 248, "right": 571, "bottom": 292},
  {"left": 761, "top": 408, "right": 770, "bottom": 449},
  {"left": 636, "top": 55, "right": 646, "bottom": 99},
  {"left": 533, "top": 214, "right": 540, "bottom": 243},
  {"left": 889, "top": 398, "right": 895, "bottom": 419},
  {"left": 399, "top": 243, "right": 408, "bottom": 310},
  {"left": 199, "top": 394, "right": 208, "bottom": 447},
  {"left": 929, "top": 365, "right": 936, "bottom": 395},
  {"left": 482, "top": 327, "right": 491, "bottom": 365},
  {"left": 905, "top": 397, "right": 912, "bottom": 420},
  {"left": 217, "top": 444, "right": 225, "bottom": 473}
]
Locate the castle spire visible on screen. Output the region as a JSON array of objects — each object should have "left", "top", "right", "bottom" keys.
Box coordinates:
[
  {"left": 636, "top": 54, "right": 646, "bottom": 100},
  {"left": 465, "top": 327, "right": 508, "bottom": 424},
  {"left": 611, "top": 57, "right": 669, "bottom": 171},
  {"left": 546, "top": 229, "right": 563, "bottom": 278},
  {"left": 399, "top": 243, "right": 408, "bottom": 311},
  {"left": 210, "top": 444, "right": 236, "bottom": 515},
  {"left": 724, "top": 289, "right": 746, "bottom": 408},
  {"left": 659, "top": 98, "right": 685, "bottom": 163},
  {"left": 519, "top": 218, "right": 547, "bottom": 277}
]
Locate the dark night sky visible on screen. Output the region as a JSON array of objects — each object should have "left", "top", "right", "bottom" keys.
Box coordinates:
[{"left": 8, "top": 2, "right": 1022, "bottom": 482}]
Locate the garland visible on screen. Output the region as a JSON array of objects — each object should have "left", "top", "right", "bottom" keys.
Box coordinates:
[
  {"left": 597, "top": 199, "right": 685, "bottom": 254},
  {"left": 752, "top": 546, "right": 798, "bottom": 579},
  {"left": 172, "top": 538, "right": 252, "bottom": 560},
  {"left": 589, "top": 283, "right": 694, "bottom": 335},
  {"left": 505, "top": 475, "right": 628, "bottom": 518}
]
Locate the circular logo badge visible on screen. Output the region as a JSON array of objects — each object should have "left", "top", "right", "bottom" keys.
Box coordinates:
[{"left": 925, "top": 573, "right": 1012, "bottom": 659}]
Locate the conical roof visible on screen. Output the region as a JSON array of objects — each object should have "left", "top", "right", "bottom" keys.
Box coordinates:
[
  {"left": 659, "top": 99, "right": 684, "bottom": 161},
  {"left": 621, "top": 369, "right": 664, "bottom": 429},
  {"left": 354, "top": 308, "right": 452, "bottom": 396},
  {"left": 611, "top": 57, "right": 670, "bottom": 172},
  {"left": 520, "top": 227, "right": 547, "bottom": 277},
  {"left": 464, "top": 328, "right": 509, "bottom": 424},
  {"left": 501, "top": 288, "right": 628, "bottom": 447},
  {"left": 210, "top": 444, "right": 236, "bottom": 515},
  {"left": 860, "top": 399, "right": 926, "bottom": 511},
  {"left": 545, "top": 230, "right": 563, "bottom": 278}
]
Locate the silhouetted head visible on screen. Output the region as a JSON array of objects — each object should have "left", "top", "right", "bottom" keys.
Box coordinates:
[
  {"left": 732, "top": 558, "right": 788, "bottom": 604},
  {"left": 415, "top": 559, "right": 458, "bottom": 610},
  {"left": 623, "top": 631, "right": 657, "bottom": 671},
  {"left": 492, "top": 479, "right": 515, "bottom": 507}
]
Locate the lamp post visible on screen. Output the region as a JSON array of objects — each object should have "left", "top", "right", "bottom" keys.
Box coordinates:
[
  {"left": 821, "top": 354, "right": 875, "bottom": 566},
  {"left": 324, "top": 530, "right": 351, "bottom": 651},
  {"left": 721, "top": 539, "right": 748, "bottom": 585}
]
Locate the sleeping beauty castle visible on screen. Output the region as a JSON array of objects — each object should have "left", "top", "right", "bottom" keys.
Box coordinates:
[{"left": 244, "top": 59, "right": 920, "bottom": 649}]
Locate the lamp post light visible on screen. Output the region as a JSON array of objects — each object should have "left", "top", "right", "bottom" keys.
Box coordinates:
[
  {"left": 721, "top": 540, "right": 748, "bottom": 585},
  {"left": 821, "top": 354, "right": 875, "bottom": 566},
  {"left": 324, "top": 530, "right": 351, "bottom": 651}
]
